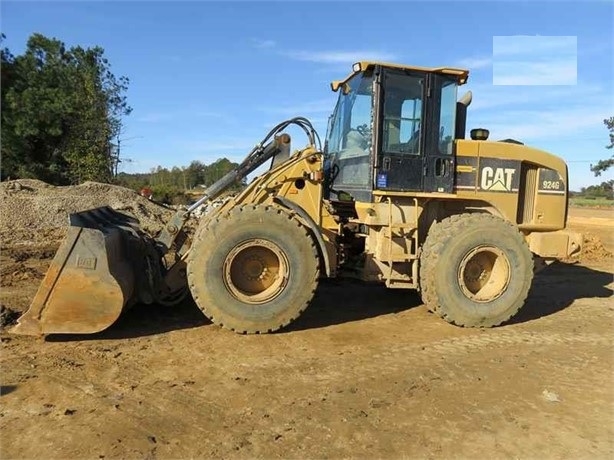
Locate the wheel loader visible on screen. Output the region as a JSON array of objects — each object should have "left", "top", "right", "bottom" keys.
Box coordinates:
[{"left": 11, "top": 61, "right": 582, "bottom": 336}]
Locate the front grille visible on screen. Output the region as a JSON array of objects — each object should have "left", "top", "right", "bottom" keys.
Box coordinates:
[{"left": 517, "top": 164, "right": 538, "bottom": 224}]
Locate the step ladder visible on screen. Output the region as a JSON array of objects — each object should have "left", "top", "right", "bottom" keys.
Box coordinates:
[{"left": 385, "top": 197, "right": 419, "bottom": 289}]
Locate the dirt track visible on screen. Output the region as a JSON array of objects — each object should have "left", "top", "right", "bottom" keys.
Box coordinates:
[{"left": 1, "top": 207, "right": 613, "bottom": 459}]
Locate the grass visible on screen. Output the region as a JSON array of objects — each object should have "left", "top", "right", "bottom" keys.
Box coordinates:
[{"left": 570, "top": 197, "right": 614, "bottom": 208}]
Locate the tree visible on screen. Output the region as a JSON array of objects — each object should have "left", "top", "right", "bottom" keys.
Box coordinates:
[
  {"left": 1, "top": 33, "right": 21, "bottom": 180},
  {"left": 577, "top": 180, "right": 614, "bottom": 199},
  {"left": 1, "top": 33, "right": 131, "bottom": 184},
  {"left": 591, "top": 117, "right": 614, "bottom": 176},
  {"left": 186, "top": 160, "right": 206, "bottom": 188},
  {"left": 115, "top": 156, "right": 242, "bottom": 204},
  {"left": 203, "top": 158, "right": 238, "bottom": 186}
]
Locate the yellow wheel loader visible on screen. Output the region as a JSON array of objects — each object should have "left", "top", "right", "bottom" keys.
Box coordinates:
[{"left": 11, "top": 61, "right": 582, "bottom": 336}]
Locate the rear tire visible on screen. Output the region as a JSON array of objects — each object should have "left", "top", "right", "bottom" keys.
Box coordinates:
[
  {"left": 420, "top": 213, "right": 533, "bottom": 327},
  {"left": 187, "top": 205, "right": 319, "bottom": 333}
]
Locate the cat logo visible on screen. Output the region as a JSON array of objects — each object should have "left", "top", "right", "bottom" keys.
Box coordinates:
[{"left": 481, "top": 167, "right": 516, "bottom": 192}]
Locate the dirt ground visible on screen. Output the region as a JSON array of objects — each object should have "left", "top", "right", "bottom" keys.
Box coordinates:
[{"left": 1, "top": 203, "right": 613, "bottom": 459}]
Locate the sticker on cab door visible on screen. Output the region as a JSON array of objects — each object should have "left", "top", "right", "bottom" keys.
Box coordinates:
[{"left": 377, "top": 173, "right": 388, "bottom": 188}]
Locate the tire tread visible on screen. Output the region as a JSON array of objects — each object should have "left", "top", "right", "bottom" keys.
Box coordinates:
[
  {"left": 420, "top": 213, "right": 533, "bottom": 327},
  {"left": 187, "top": 204, "right": 319, "bottom": 334}
]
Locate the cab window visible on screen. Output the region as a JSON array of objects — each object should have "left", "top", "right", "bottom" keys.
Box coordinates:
[
  {"left": 325, "top": 71, "right": 374, "bottom": 188},
  {"left": 438, "top": 79, "right": 457, "bottom": 155},
  {"left": 382, "top": 72, "right": 424, "bottom": 155}
]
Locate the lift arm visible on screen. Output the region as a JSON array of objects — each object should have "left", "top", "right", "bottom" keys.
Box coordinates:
[{"left": 156, "top": 133, "right": 291, "bottom": 251}]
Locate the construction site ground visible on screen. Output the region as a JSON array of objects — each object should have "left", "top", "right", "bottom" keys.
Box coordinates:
[{"left": 0, "top": 181, "right": 612, "bottom": 459}]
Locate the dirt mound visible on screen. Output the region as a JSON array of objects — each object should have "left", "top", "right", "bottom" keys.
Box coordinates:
[
  {"left": 0, "top": 179, "right": 175, "bottom": 246},
  {"left": 579, "top": 233, "right": 613, "bottom": 261}
]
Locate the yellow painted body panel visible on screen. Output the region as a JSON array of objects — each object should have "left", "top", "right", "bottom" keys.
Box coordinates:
[
  {"left": 459, "top": 140, "right": 568, "bottom": 229},
  {"left": 217, "top": 147, "right": 340, "bottom": 274}
]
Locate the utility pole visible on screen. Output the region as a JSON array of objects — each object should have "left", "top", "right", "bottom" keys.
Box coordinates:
[{"left": 114, "top": 134, "right": 143, "bottom": 177}]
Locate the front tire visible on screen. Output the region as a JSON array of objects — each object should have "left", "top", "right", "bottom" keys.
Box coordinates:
[
  {"left": 420, "top": 213, "right": 533, "bottom": 327},
  {"left": 187, "top": 205, "right": 319, "bottom": 333}
]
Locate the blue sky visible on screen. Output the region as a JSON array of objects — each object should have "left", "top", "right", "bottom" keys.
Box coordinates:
[{"left": 2, "top": 0, "right": 613, "bottom": 190}]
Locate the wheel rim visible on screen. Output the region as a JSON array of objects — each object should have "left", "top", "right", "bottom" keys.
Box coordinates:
[
  {"left": 457, "top": 245, "right": 511, "bottom": 303},
  {"left": 223, "top": 239, "right": 289, "bottom": 304}
]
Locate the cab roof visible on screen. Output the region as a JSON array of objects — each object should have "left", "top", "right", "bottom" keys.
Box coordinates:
[{"left": 331, "top": 61, "right": 469, "bottom": 92}]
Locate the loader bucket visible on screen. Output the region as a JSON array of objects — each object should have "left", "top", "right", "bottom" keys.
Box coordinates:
[{"left": 11, "top": 207, "right": 146, "bottom": 336}]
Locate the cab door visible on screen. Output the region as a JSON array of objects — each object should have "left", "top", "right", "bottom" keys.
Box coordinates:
[
  {"left": 375, "top": 70, "right": 458, "bottom": 194},
  {"left": 375, "top": 70, "right": 425, "bottom": 192}
]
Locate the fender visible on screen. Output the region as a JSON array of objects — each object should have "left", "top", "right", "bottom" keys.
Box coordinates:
[{"left": 273, "top": 196, "right": 332, "bottom": 277}]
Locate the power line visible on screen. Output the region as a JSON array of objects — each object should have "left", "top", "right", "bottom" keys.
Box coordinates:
[{"left": 566, "top": 160, "right": 609, "bottom": 163}]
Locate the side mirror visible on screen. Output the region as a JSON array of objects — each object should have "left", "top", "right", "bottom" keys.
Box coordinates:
[
  {"left": 330, "top": 81, "right": 351, "bottom": 95},
  {"left": 458, "top": 90, "right": 473, "bottom": 107}
]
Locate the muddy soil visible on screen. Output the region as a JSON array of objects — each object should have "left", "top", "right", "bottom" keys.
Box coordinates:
[{"left": 0, "top": 207, "right": 613, "bottom": 459}]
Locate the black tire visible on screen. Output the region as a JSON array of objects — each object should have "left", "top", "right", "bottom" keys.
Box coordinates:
[
  {"left": 420, "top": 213, "right": 533, "bottom": 327},
  {"left": 187, "top": 204, "right": 319, "bottom": 333}
]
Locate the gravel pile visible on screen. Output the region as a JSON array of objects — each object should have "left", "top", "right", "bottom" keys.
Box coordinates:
[{"left": 0, "top": 179, "right": 175, "bottom": 246}]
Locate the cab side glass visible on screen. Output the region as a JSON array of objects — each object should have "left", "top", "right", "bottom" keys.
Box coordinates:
[
  {"left": 399, "top": 98, "right": 422, "bottom": 153},
  {"left": 438, "top": 80, "right": 457, "bottom": 155},
  {"left": 382, "top": 72, "right": 424, "bottom": 155}
]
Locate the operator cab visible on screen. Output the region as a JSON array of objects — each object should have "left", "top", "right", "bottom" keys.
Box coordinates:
[{"left": 324, "top": 61, "right": 469, "bottom": 202}]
